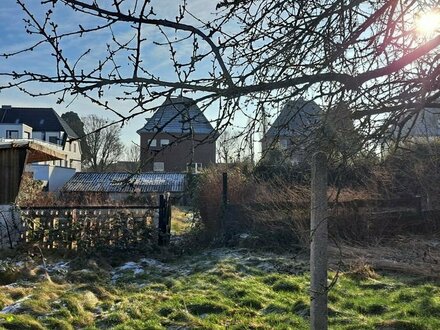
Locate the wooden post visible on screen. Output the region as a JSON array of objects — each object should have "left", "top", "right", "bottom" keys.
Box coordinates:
[
  {"left": 310, "top": 151, "right": 328, "bottom": 330},
  {"left": 158, "top": 194, "right": 166, "bottom": 245},
  {"left": 166, "top": 194, "right": 172, "bottom": 245},
  {"left": 222, "top": 172, "right": 228, "bottom": 207},
  {"left": 221, "top": 172, "right": 228, "bottom": 234}
]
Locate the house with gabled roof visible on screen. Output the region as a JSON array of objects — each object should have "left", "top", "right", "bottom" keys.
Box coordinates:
[
  {"left": 261, "top": 98, "right": 322, "bottom": 164},
  {"left": 0, "top": 105, "right": 82, "bottom": 191},
  {"left": 397, "top": 106, "right": 440, "bottom": 140},
  {"left": 137, "top": 96, "right": 218, "bottom": 172}
]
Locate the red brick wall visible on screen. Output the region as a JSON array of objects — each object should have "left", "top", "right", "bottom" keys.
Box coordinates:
[{"left": 139, "top": 132, "right": 216, "bottom": 172}]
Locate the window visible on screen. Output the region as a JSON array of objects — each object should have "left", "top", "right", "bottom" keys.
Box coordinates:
[
  {"left": 73, "top": 143, "right": 77, "bottom": 153},
  {"left": 49, "top": 136, "right": 58, "bottom": 144},
  {"left": 160, "top": 139, "right": 170, "bottom": 147},
  {"left": 68, "top": 142, "right": 71, "bottom": 152},
  {"left": 153, "top": 162, "right": 164, "bottom": 172},
  {"left": 148, "top": 139, "right": 157, "bottom": 147},
  {"left": 6, "top": 130, "right": 19, "bottom": 139},
  {"left": 187, "top": 163, "right": 203, "bottom": 173}
]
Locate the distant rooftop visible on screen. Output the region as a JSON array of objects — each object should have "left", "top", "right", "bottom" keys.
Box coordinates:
[
  {"left": 62, "top": 172, "right": 186, "bottom": 193},
  {"left": 0, "top": 106, "right": 78, "bottom": 138},
  {"left": 137, "top": 97, "right": 216, "bottom": 136},
  {"left": 265, "top": 98, "right": 322, "bottom": 138}
]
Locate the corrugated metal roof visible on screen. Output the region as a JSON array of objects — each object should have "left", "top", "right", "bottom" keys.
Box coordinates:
[
  {"left": 137, "top": 96, "right": 215, "bottom": 135},
  {"left": 265, "top": 98, "right": 322, "bottom": 137},
  {"left": 61, "top": 172, "right": 186, "bottom": 193}
]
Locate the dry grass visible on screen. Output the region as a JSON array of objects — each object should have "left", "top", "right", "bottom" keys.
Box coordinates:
[{"left": 329, "top": 235, "right": 440, "bottom": 279}]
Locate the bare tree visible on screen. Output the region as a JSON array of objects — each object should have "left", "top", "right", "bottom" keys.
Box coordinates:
[
  {"left": 1, "top": 0, "right": 438, "bottom": 148},
  {"left": 1, "top": 2, "right": 440, "bottom": 327},
  {"left": 125, "top": 143, "right": 140, "bottom": 164},
  {"left": 217, "top": 129, "right": 240, "bottom": 163},
  {"left": 82, "top": 115, "right": 125, "bottom": 172}
]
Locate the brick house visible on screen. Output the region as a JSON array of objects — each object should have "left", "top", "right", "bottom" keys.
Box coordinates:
[{"left": 137, "top": 97, "right": 217, "bottom": 172}]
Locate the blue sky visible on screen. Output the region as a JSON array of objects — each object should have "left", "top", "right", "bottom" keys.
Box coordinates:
[{"left": 0, "top": 0, "right": 224, "bottom": 148}]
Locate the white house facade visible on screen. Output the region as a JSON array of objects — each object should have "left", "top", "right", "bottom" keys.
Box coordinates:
[{"left": 0, "top": 105, "right": 82, "bottom": 191}]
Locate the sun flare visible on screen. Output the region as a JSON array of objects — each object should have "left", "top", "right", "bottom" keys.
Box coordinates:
[{"left": 415, "top": 11, "right": 440, "bottom": 35}]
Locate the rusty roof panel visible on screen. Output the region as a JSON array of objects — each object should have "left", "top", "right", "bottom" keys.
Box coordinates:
[{"left": 61, "top": 172, "right": 186, "bottom": 193}]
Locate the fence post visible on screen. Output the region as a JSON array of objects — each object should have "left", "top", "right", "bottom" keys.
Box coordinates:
[
  {"left": 158, "top": 194, "right": 166, "bottom": 246},
  {"left": 221, "top": 172, "right": 228, "bottom": 235},
  {"left": 222, "top": 172, "right": 228, "bottom": 207},
  {"left": 166, "top": 194, "right": 172, "bottom": 245},
  {"left": 310, "top": 151, "right": 328, "bottom": 330}
]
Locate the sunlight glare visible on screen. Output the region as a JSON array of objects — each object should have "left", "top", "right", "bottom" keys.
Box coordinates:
[{"left": 415, "top": 11, "right": 440, "bottom": 35}]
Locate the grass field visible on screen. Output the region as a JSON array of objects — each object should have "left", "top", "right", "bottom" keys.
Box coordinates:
[{"left": 0, "top": 247, "right": 439, "bottom": 330}]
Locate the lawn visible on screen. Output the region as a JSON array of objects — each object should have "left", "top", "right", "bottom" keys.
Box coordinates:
[{"left": 0, "top": 247, "right": 439, "bottom": 329}]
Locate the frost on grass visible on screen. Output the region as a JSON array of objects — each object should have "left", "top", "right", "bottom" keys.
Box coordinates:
[
  {"left": 1, "top": 296, "right": 30, "bottom": 314},
  {"left": 1, "top": 246, "right": 440, "bottom": 329}
]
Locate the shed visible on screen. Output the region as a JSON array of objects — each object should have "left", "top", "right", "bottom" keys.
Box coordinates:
[
  {"left": 61, "top": 172, "right": 187, "bottom": 201},
  {"left": 0, "top": 140, "right": 66, "bottom": 248},
  {"left": 0, "top": 139, "right": 66, "bottom": 204}
]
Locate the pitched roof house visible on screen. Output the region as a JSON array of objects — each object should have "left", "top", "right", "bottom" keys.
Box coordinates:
[
  {"left": 0, "top": 105, "right": 82, "bottom": 191},
  {"left": 398, "top": 106, "right": 440, "bottom": 140},
  {"left": 137, "top": 97, "right": 217, "bottom": 172},
  {"left": 261, "top": 98, "right": 322, "bottom": 164}
]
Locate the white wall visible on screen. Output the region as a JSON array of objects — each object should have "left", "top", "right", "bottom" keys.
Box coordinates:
[
  {"left": 0, "top": 123, "right": 32, "bottom": 139},
  {"left": 49, "top": 166, "right": 76, "bottom": 191},
  {"left": 64, "top": 140, "right": 82, "bottom": 171},
  {"left": 28, "top": 164, "right": 76, "bottom": 192}
]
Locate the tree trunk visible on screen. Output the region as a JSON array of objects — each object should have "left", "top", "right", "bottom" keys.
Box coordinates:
[{"left": 310, "top": 151, "right": 328, "bottom": 330}]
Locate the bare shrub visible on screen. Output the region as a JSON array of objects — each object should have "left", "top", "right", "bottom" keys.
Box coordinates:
[
  {"left": 16, "top": 173, "right": 57, "bottom": 208},
  {"left": 383, "top": 141, "right": 440, "bottom": 209},
  {"left": 246, "top": 179, "right": 311, "bottom": 246},
  {"left": 196, "top": 165, "right": 254, "bottom": 240},
  {"left": 345, "top": 258, "right": 379, "bottom": 280}
]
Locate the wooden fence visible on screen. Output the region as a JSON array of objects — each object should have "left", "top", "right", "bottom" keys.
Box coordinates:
[
  {"left": 17, "top": 194, "right": 172, "bottom": 251},
  {"left": 223, "top": 194, "right": 436, "bottom": 243},
  {"left": 247, "top": 196, "right": 423, "bottom": 215}
]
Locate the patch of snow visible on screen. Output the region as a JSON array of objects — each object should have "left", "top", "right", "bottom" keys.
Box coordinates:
[
  {"left": 46, "top": 261, "right": 70, "bottom": 275},
  {"left": 139, "top": 258, "right": 172, "bottom": 272},
  {"left": 239, "top": 233, "right": 250, "bottom": 239},
  {"left": 111, "top": 262, "right": 145, "bottom": 282},
  {"left": 1, "top": 296, "right": 30, "bottom": 314}
]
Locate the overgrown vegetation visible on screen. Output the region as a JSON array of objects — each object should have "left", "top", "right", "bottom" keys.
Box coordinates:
[
  {"left": 1, "top": 247, "right": 439, "bottom": 329},
  {"left": 193, "top": 138, "right": 440, "bottom": 248}
]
